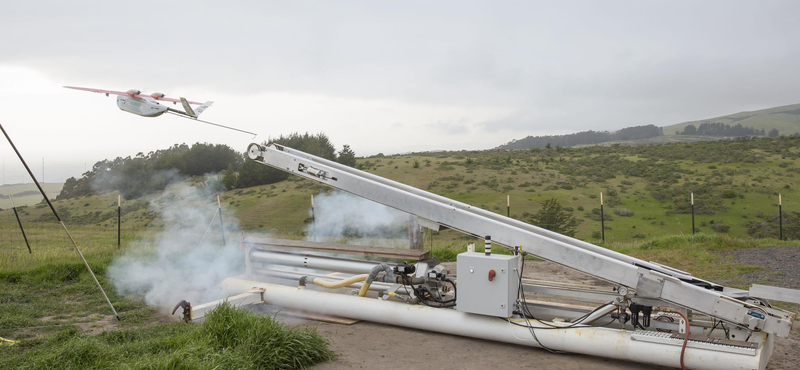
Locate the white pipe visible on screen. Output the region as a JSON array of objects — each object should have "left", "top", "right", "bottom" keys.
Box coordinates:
[
  {"left": 249, "top": 249, "right": 382, "bottom": 274},
  {"left": 220, "top": 278, "right": 765, "bottom": 370},
  {"left": 580, "top": 303, "right": 617, "bottom": 325},
  {"left": 250, "top": 268, "right": 394, "bottom": 292}
]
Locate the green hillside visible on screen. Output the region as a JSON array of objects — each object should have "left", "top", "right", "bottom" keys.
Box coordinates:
[
  {"left": 2, "top": 137, "right": 799, "bottom": 249},
  {"left": 663, "top": 103, "right": 800, "bottom": 136}
]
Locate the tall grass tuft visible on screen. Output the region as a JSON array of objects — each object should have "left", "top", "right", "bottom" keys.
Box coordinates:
[
  {"left": 0, "top": 303, "right": 334, "bottom": 370},
  {"left": 202, "top": 301, "right": 335, "bottom": 370}
]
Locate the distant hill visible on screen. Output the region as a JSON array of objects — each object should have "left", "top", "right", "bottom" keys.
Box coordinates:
[
  {"left": 662, "top": 103, "right": 800, "bottom": 136},
  {"left": 497, "top": 103, "right": 800, "bottom": 150},
  {"left": 496, "top": 125, "right": 662, "bottom": 149},
  {"left": 0, "top": 183, "right": 64, "bottom": 209}
]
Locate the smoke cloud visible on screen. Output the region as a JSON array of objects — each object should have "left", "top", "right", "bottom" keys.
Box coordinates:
[
  {"left": 108, "top": 178, "right": 243, "bottom": 313},
  {"left": 306, "top": 191, "right": 410, "bottom": 246}
]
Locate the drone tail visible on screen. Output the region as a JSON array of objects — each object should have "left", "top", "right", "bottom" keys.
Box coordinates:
[{"left": 194, "top": 101, "right": 214, "bottom": 117}]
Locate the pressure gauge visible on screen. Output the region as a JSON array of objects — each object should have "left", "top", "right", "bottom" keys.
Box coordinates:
[{"left": 618, "top": 286, "right": 629, "bottom": 297}]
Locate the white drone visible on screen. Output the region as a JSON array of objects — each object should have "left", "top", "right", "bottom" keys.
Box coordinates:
[{"left": 64, "top": 86, "right": 255, "bottom": 136}]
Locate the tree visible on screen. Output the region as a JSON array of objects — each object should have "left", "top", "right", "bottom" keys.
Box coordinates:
[
  {"left": 682, "top": 124, "right": 697, "bottom": 135},
  {"left": 236, "top": 132, "right": 339, "bottom": 188},
  {"left": 222, "top": 163, "right": 238, "bottom": 190},
  {"left": 528, "top": 198, "right": 578, "bottom": 237},
  {"left": 57, "top": 142, "right": 243, "bottom": 199},
  {"left": 768, "top": 129, "right": 780, "bottom": 138},
  {"left": 235, "top": 154, "right": 287, "bottom": 188},
  {"left": 337, "top": 145, "right": 356, "bottom": 167}
]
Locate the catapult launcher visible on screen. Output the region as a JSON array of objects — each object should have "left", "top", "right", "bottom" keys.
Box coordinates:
[{"left": 178, "top": 143, "right": 799, "bottom": 370}]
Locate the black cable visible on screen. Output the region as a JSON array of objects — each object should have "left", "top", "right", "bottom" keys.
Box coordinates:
[
  {"left": 720, "top": 321, "right": 731, "bottom": 340},
  {"left": 655, "top": 315, "right": 675, "bottom": 333},
  {"left": 401, "top": 275, "right": 456, "bottom": 308},
  {"left": 166, "top": 111, "right": 257, "bottom": 137},
  {"left": 443, "top": 277, "right": 457, "bottom": 302},
  {"left": 516, "top": 257, "right": 565, "bottom": 354},
  {"left": 707, "top": 318, "right": 722, "bottom": 339},
  {"left": 515, "top": 257, "right": 612, "bottom": 329}
]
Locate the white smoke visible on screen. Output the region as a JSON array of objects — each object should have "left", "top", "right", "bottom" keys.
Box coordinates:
[
  {"left": 108, "top": 179, "right": 243, "bottom": 313},
  {"left": 306, "top": 191, "right": 411, "bottom": 246}
]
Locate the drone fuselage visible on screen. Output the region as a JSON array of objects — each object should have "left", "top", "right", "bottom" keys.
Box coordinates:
[{"left": 116, "top": 95, "right": 168, "bottom": 117}]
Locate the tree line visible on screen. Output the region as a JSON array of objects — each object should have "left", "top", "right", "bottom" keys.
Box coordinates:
[
  {"left": 57, "top": 133, "right": 356, "bottom": 200},
  {"left": 224, "top": 133, "right": 356, "bottom": 190},
  {"left": 497, "top": 124, "right": 662, "bottom": 150},
  {"left": 676, "top": 122, "right": 770, "bottom": 137}
]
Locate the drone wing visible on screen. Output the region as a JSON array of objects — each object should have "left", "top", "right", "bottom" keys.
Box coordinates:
[
  {"left": 150, "top": 95, "right": 203, "bottom": 105},
  {"left": 63, "top": 86, "right": 133, "bottom": 96},
  {"left": 64, "top": 86, "right": 204, "bottom": 105}
]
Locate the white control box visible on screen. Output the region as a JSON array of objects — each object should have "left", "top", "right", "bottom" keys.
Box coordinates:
[{"left": 456, "top": 252, "right": 520, "bottom": 318}]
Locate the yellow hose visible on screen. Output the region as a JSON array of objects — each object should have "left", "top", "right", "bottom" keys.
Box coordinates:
[
  {"left": 0, "top": 336, "right": 17, "bottom": 346},
  {"left": 358, "top": 282, "right": 371, "bottom": 297},
  {"left": 312, "top": 274, "right": 368, "bottom": 289}
]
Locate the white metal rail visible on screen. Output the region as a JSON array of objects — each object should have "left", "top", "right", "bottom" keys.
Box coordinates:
[{"left": 246, "top": 143, "right": 793, "bottom": 337}]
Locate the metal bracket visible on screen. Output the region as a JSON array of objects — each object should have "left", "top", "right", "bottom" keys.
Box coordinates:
[{"left": 172, "top": 300, "right": 192, "bottom": 322}]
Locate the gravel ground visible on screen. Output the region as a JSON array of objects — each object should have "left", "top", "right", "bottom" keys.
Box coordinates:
[{"left": 719, "top": 246, "right": 800, "bottom": 289}]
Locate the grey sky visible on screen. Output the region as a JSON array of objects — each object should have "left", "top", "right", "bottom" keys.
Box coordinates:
[{"left": 1, "top": 1, "right": 798, "bottom": 183}]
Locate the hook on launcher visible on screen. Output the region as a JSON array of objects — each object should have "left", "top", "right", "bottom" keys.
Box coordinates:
[{"left": 172, "top": 300, "right": 192, "bottom": 322}]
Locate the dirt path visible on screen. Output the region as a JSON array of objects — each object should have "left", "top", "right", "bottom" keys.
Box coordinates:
[{"left": 305, "top": 259, "right": 798, "bottom": 370}]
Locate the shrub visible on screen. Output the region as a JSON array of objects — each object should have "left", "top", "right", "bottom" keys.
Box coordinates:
[
  {"left": 614, "top": 208, "right": 634, "bottom": 217},
  {"left": 527, "top": 198, "right": 579, "bottom": 237},
  {"left": 711, "top": 223, "right": 730, "bottom": 233}
]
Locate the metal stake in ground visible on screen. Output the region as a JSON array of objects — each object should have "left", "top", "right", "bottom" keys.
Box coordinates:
[
  {"left": 600, "top": 192, "right": 605, "bottom": 243},
  {"left": 779, "top": 193, "right": 783, "bottom": 241},
  {"left": 0, "top": 123, "right": 120, "bottom": 320},
  {"left": 117, "top": 194, "right": 121, "bottom": 249},
  {"left": 9, "top": 195, "right": 31, "bottom": 253},
  {"left": 691, "top": 193, "right": 695, "bottom": 235},
  {"left": 217, "top": 195, "right": 226, "bottom": 246},
  {"left": 311, "top": 194, "right": 316, "bottom": 242}
]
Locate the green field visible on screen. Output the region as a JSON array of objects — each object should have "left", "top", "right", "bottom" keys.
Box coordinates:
[
  {"left": 0, "top": 183, "right": 64, "bottom": 209},
  {"left": 2, "top": 137, "right": 799, "bottom": 248},
  {"left": 220, "top": 137, "right": 800, "bottom": 244}
]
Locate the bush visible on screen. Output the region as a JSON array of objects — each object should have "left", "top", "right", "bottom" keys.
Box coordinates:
[
  {"left": 614, "top": 208, "right": 634, "bottom": 217},
  {"left": 711, "top": 223, "right": 731, "bottom": 233}
]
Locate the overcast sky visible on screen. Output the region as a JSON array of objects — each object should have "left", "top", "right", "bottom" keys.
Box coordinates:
[{"left": 1, "top": 1, "right": 798, "bottom": 184}]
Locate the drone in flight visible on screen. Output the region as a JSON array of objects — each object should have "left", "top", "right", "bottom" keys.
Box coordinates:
[{"left": 64, "top": 86, "right": 256, "bottom": 137}]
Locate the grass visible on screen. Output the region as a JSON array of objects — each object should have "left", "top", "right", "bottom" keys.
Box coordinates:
[
  {"left": 2, "top": 137, "right": 800, "bottom": 366},
  {"left": 608, "top": 234, "right": 800, "bottom": 284},
  {"left": 3, "top": 137, "right": 800, "bottom": 244},
  {"left": 0, "top": 302, "right": 333, "bottom": 370},
  {"left": 0, "top": 205, "right": 334, "bottom": 369}
]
